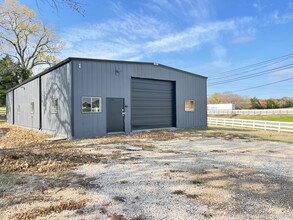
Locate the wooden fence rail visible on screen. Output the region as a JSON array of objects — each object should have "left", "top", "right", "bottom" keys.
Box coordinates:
[
  {"left": 0, "top": 110, "right": 6, "bottom": 116},
  {"left": 208, "top": 117, "right": 293, "bottom": 133},
  {"left": 208, "top": 109, "right": 293, "bottom": 115}
]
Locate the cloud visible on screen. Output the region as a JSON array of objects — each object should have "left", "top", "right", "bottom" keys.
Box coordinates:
[
  {"left": 144, "top": 20, "right": 235, "bottom": 53},
  {"left": 60, "top": 2, "right": 256, "bottom": 61},
  {"left": 271, "top": 68, "right": 293, "bottom": 76},
  {"left": 148, "top": 0, "right": 216, "bottom": 22},
  {"left": 252, "top": 0, "right": 263, "bottom": 13},
  {"left": 270, "top": 11, "right": 293, "bottom": 24},
  {"left": 212, "top": 44, "right": 227, "bottom": 59},
  {"left": 61, "top": 14, "right": 253, "bottom": 60},
  {"left": 230, "top": 35, "right": 255, "bottom": 44}
]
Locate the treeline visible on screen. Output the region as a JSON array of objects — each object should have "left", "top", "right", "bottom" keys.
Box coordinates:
[
  {"left": 0, "top": 56, "right": 31, "bottom": 106},
  {"left": 208, "top": 93, "right": 293, "bottom": 109},
  {"left": 250, "top": 97, "right": 293, "bottom": 109}
]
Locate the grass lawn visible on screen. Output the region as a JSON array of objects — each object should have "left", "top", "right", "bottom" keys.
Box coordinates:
[
  {"left": 210, "top": 114, "right": 293, "bottom": 122},
  {"left": 0, "top": 106, "right": 6, "bottom": 112},
  {"left": 239, "top": 115, "right": 293, "bottom": 122}
]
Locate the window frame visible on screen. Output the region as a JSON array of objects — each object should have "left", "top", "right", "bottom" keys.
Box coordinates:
[
  {"left": 30, "top": 102, "right": 34, "bottom": 114},
  {"left": 184, "top": 100, "right": 195, "bottom": 112},
  {"left": 82, "top": 96, "right": 102, "bottom": 113},
  {"left": 51, "top": 99, "right": 58, "bottom": 114}
]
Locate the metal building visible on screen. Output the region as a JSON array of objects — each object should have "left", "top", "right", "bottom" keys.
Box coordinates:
[{"left": 6, "top": 58, "right": 207, "bottom": 138}]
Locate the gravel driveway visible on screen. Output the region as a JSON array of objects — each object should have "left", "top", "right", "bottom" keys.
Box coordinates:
[
  {"left": 1, "top": 131, "right": 292, "bottom": 220},
  {"left": 72, "top": 134, "right": 292, "bottom": 220}
]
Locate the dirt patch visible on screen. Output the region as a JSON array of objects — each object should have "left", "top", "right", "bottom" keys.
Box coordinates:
[
  {"left": 113, "top": 196, "right": 126, "bottom": 202},
  {"left": 0, "top": 147, "right": 101, "bottom": 175},
  {"left": 0, "top": 122, "right": 50, "bottom": 148},
  {"left": 182, "top": 165, "right": 293, "bottom": 215},
  {"left": 210, "top": 149, "right": 226, "bottom": 153},
  {"left": 14, "top": 199, "right": 89, "bottom": 219},
  {"left": 131, "top": 130, "right": 177, "bottom": 140},
  {"left": 172, "top": 190, "right": 185, "bottom": 195}
]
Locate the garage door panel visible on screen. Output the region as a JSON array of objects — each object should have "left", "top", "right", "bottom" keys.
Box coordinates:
[
  {"left": 131, "top": 100, "right": 174, "bottom": 107},
  {"left": 131, "top": 78, "right": 176, "bottom": 130},
  {"left": 132, "top": 107, "right": 174, "bottom": 114}
]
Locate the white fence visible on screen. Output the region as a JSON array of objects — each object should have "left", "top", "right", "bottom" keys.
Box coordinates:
[
  {"left": 0, "top": 110, "right": 5, "bottom": 116},
  {"left": 208, "top": 108, "right": 293, "bottom": 115},
  {"left": 208, "top": 117, "right": 293, "bottom": 133}
]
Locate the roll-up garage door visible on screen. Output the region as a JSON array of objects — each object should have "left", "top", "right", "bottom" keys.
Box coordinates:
[{"left": 131, "top": 78, "right": 176, "bottom": 130}]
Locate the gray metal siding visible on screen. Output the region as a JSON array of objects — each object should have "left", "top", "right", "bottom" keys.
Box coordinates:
[
  {"left": 13, "top": 78, "right": 40, "bottom": 129},
  {"left": 131, "top": 78, "right": 176, "bottom": 130},
  {"left": 6, "top": 91, "right": 13, "bottom": 124},
  {"left": 41, "top": 63, "right": 72, "bottom": 137},
  {"left": 72, "top": 60, "right": 207, "bottom": 138}
]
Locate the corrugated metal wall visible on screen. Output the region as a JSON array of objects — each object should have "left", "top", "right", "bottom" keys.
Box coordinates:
[
  {"left": 6, "top": 91, "right": 13, "bottom": 124},
  {"left": 72, "top": 60, "right": 207, "bottom": 138},
  {"left": 41, "top": 63, "right": 72, "bottom": 137},
  {"left": 7, "top": 63, "right": 72, "bottom": 137},
  {"left": 13, "top": 78, "right": 40, "bottom": 129}
]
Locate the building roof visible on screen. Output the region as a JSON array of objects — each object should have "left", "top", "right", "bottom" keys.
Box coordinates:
[{"left": 6, "top": 57, "right": 207, "bottom": 93}]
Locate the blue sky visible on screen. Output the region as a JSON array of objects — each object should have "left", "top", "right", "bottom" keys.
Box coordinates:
[{"left": 21, "top": 0, "right": 293, "bottom": 99}]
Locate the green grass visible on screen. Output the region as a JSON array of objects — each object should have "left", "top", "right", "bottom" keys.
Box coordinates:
[
  {"left": 239, "top": 115, "right": 293, "bottom": 122},
  {"left": 0, "top": 107, "right": 6, "bottom": 112},
  {"left": 210, "top": 114, "right": 293, "bottom": 122}
]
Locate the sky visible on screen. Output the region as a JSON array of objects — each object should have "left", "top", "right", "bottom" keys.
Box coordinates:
[{"left": 20, "top": 0, "right": 293, "bottom": 99}]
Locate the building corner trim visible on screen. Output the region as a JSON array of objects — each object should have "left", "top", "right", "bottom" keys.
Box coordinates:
[{"left": 70, "top": 61, "right": 74, "bottom": 138}]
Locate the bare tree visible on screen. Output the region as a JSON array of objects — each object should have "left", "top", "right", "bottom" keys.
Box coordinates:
[
  {"left": 0, "top": 0, "right": 64, "bottom": 75},
  {"left": 38, "top": 0, "right": 85, "bottom": 15}
]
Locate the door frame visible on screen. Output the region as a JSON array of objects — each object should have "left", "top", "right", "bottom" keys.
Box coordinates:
[{"left": 106, "top": 97, "right": 125, "bottom": 133}]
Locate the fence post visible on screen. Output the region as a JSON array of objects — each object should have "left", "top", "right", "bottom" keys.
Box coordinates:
[
  {"left": 264, "top": 121, "right": 267, "bottom": 130},
  {"left": 278, "top": 122, "right": 281, "bottom": 132}
]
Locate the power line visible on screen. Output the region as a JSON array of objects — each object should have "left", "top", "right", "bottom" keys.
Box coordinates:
[
  {"left": 229, "top": 77, "right": 293, "bottom": 93},
  {"left": 209, "top": 55, "right": 293, "bottom": 80},
  {"left": 207, "top": 52, "right": 293, "bottom": 78},
  {"left": 209, "top": 64, "right": 293, "bottom": 86}
]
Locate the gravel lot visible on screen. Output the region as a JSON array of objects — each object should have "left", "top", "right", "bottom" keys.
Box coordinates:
[{"left": 0, "top": 126, "right": 293, "bottom": 220}]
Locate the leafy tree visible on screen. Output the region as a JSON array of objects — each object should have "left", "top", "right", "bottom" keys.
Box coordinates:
[
  {"left": 0, "top": 55, "right": 30, "bottom": 105},
  {"left": 281, "top": 97, "right": 293, "bottom": 108},
  {"left": 0, "top": 0, "right": 64, "bottom": 77},
  {"left": 266, "top": 99, "right": 277, "bottom": 109},
  {"left": 250, "top": 97, "right": 262, "bottom": 109},
  {"left": 208, "top": 93, "right": 226, "bottom": 104}
]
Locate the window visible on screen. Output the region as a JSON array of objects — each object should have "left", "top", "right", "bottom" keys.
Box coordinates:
[
  {"left": 30, "top": 102, "right": 34, "bottom": 114},
  {"left": 82, "top": 97, "right": 101, "bottom": 113},
  {"left": 184, "top": 100, "right": 194, "bottom": 111},
  {"left": 51, "top": 99, "right": 58, "bottom": 113}
]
